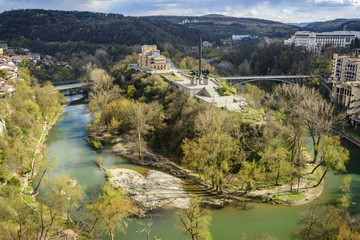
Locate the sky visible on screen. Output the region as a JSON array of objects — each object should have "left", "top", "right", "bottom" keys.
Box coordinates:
[{"left": 0, "top": 0, "right": 359, "bottom": 23}]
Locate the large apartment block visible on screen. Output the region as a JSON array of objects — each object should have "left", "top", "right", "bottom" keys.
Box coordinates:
[
  {"left": 284, "top": 31, "right": 360, "bottom": 51},
  {"left": 330, "top": 51, "right": 360, "bottom": 126}
]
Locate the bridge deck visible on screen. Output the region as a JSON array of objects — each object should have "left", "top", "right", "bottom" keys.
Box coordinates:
[
  {"left": 55, "top": 82, "right": 91, "bottom": 91},
  {"left": 223, "top": 75, "right": 312, "bottom": 80}
]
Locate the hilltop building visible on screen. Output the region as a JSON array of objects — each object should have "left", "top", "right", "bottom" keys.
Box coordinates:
[
  {"left": 284, "top": 31, "right": 360, "bottom": 51},
  {"left": 0, "top": 41, "right": 8, "bottom": 53},
  {"left": 138, "top": 45, "right": 170, "bottom": 71},
  {"left": 232, "top": 35, "right": 258, "bottom": 41},
  {"left": 330, "top": 51, "right": 360, "bottom": 127}
]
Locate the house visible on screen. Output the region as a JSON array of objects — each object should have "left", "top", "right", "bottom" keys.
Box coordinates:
[{"left": 0, "top": 41, "right": 8, "bottom": 52}]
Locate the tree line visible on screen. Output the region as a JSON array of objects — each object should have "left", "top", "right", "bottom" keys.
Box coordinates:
[{"left": 87, "top": 54, "right": 348, "bottom": 194}]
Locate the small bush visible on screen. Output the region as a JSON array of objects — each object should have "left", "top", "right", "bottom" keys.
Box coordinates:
[{"left": 8, "top": 176, "right": 20, "bottom": 186}]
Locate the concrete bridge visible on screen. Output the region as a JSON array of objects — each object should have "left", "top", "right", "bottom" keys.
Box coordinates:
[
  {"left": 54, "top": 82, "right": 92, "bottom": 91},
  {"left": 222, "top": 75, "right": 315, "bottom": 86}
]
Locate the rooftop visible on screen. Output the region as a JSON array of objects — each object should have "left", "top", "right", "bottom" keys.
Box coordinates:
[{"left": 295, "top": 31, "right": 360, "bottom": 36}]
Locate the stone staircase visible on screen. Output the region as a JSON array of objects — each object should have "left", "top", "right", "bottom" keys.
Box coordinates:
[{"left": 205, "top": 87, "right": 221, "bottom": 97}]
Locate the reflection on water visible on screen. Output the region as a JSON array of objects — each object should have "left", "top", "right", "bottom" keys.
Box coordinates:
[{"left": 44, "top": 100, "right": 360, "bottom": 239}]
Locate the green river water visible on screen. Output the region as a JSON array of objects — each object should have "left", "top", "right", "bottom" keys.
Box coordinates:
[{"left": 43, "top": 96, "right": 360, "bottom": 240}]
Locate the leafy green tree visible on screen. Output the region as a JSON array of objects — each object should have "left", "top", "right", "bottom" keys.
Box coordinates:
[
  {"left": 127, "top": 84, "right": 136, "bottom": 98},
  {"left": 34, "top": 84, "right": 64, "bottom": 122},
  {"left": 311, "top": 135, "right": 349, "bottom": 187},
  {"left": 237, "top": 160, "right": 265, "bottom": 192},
  {"left": 295, "top": 176, "right": 360, "bottom": 240},
  {"left": 182, "top": 106, "right": 240, "bottom": 191},
  {"left": 87, "top": 183, "right": 137, "bottom": 240},
  {"left": 338, "top": 175, "right": 354, "bottom": 224},
  {"left": 0, "top": 69, "right": 6, "bottom": 77},
  {"left": 43, "top": 174, "right": 85, "bottom": 222},
  {"left": 0, "top": 193, "right": 37, "bottom": 240},
  {"left": 260, "top": 142, "right": 291, "bottom": 186},
  {"left": 182, "top": 132, "right": 239, "bottom": 192}
]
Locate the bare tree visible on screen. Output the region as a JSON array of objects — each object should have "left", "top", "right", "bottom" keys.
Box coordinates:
[
  {"left": 272, "top": 83, "right": 344, "bottom": 163},
  {"left": 137, "top": 217, "right": 154, "bottom": 240}
]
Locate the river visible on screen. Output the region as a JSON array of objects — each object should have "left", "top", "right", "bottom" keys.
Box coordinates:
[{"left": 43, "top": 96, "right": 360, "bottom": 239}]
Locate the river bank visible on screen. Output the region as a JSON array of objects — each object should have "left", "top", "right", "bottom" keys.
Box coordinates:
[
  {"left": 333, "top": 127, "right": 360, "bottom": 148},
  {"left": 109, "top": 134, "right": 325, "bottom": 208},
  {"left": 20, "top": 101, "right": 80, "bottom": 240},
  {"left": 43, "top": 100, "right": 360, "bottom": 239},
  {"left": 21, "top": 106, "right": 65, "bottom": 194}
]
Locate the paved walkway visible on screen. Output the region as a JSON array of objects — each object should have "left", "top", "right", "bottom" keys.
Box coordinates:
[
  {"left": 196, "top": 95, "right": 248, "bottom": 111},
  {"left": 130, "top": 60, "right": 249, "bottom": 112}
]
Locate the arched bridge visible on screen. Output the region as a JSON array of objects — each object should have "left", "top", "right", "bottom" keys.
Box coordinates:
[{"left": 222, "top": 75, "right": 315, "bottom": 86}]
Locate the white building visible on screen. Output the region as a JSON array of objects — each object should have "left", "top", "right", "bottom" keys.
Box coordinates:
[
  {"left": 284, "top": 31, "right": 360, "bottom": 51},
  {"left": 232, "top": 35, "right": 258, "bottom": 41}
]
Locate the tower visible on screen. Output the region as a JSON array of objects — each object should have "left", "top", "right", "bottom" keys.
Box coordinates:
[{"left": 199, "top": 36, "right": 202, "bottom": 78}]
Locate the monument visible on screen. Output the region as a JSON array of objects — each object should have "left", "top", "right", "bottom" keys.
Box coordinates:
[{"left": 190, "top": 37, "right": 209, "bottom": 85}]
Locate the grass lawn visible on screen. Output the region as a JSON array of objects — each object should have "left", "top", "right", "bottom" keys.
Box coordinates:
[
  {"left": 237, "top": 107, "right": 265, "bottom": 123},
  {"left": 280, "top": 192, "right": 306, "bottom": 201},
  {"left": 162, "top": 75, "right": 183, "bottom": 81}
]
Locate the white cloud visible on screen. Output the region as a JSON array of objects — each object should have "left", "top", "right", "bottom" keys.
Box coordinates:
[
  {"left": 0, "top": 0, "right": 359, "bottom": 23},
  {"left": 349, "top": 0, "right": 360, "bottom": 6},
  {"left": 80, "top": 0, "right": 115, "bottom": 11},
  {"left": 314, "top": 0, "right": 344, "bottom": 3}
]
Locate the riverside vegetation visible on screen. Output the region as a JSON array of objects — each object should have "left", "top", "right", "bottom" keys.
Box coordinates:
[
  {"left": 0, "top": 51, "right": 358, "bottom": 239},
  {"left": 87, "top": 54, "right": 348, "bottom": 195},
  {"left": 81, "top": 53, "right": 360, "bottom": 239},
  {"left": 0, "top": 68, "right": 149, "bottom": 240}
]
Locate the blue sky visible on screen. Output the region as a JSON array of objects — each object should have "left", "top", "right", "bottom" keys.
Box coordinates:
[{"left": 0, "top": 0, "right": 359, "bottom": 23}]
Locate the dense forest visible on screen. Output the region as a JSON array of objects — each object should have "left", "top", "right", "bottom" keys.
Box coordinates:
[
  {"left": 173, "top": 39, "right": 358, "bottom": 77},
  {"left": 0, "top": 9, "right": 212, "bottom": 45},
  {"left": 304, "top": 18, "right": 360, "bottom": 32},
  {"left": 0, "top": 9, "right": 213, "bottom": 56},
  {"left": 147, "top": 14, "right": 301, "bottom": 39}
]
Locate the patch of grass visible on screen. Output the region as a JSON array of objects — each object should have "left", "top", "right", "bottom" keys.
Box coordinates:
[
  {"left": 284, "top": 192, "right": 305, "bottom": 201},
  {"left": 25, "top": 186, "right": 33, "bottom": 193},
  {"left": 21, "top": 193, "right": 34, "bottom": 204},
  {"left": 162, "top": 75, "right": 183, "bottom": 81},
  {"left": 340, "top": 127, "right": 360, "bottom": 141},
  {"left": 264, "top": 195, "right": 280, "bottom": 202},
  {"left": 217, "top": 80, "right": 237, "bottom": 96},
  {"left": 237, "top": 107, "right": 265, "bottom": 123}
]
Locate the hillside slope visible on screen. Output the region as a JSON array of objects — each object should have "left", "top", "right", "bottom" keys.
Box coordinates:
[
  {"left": 0, "top": 9, "right": 214, "bottom": 47},
  {"left": 147, "top": 14, "right": 300, "bottom": 38},
  {"left": 304, "top": 18, "right": 360, "bottom": 32}
]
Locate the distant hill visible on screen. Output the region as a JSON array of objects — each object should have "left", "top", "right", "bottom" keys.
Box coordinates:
[
  {"left": 304, "top": 18, "right": 360, "bottom": 32},
  {"left": 286, "top": 22, "right": 313, "bottom": 28},
  {"left": 0, "top": 9, "right": 214, "bottom": 49},
  {"left": 147, "top": 15, "right": 300, "bottom": 38}
]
